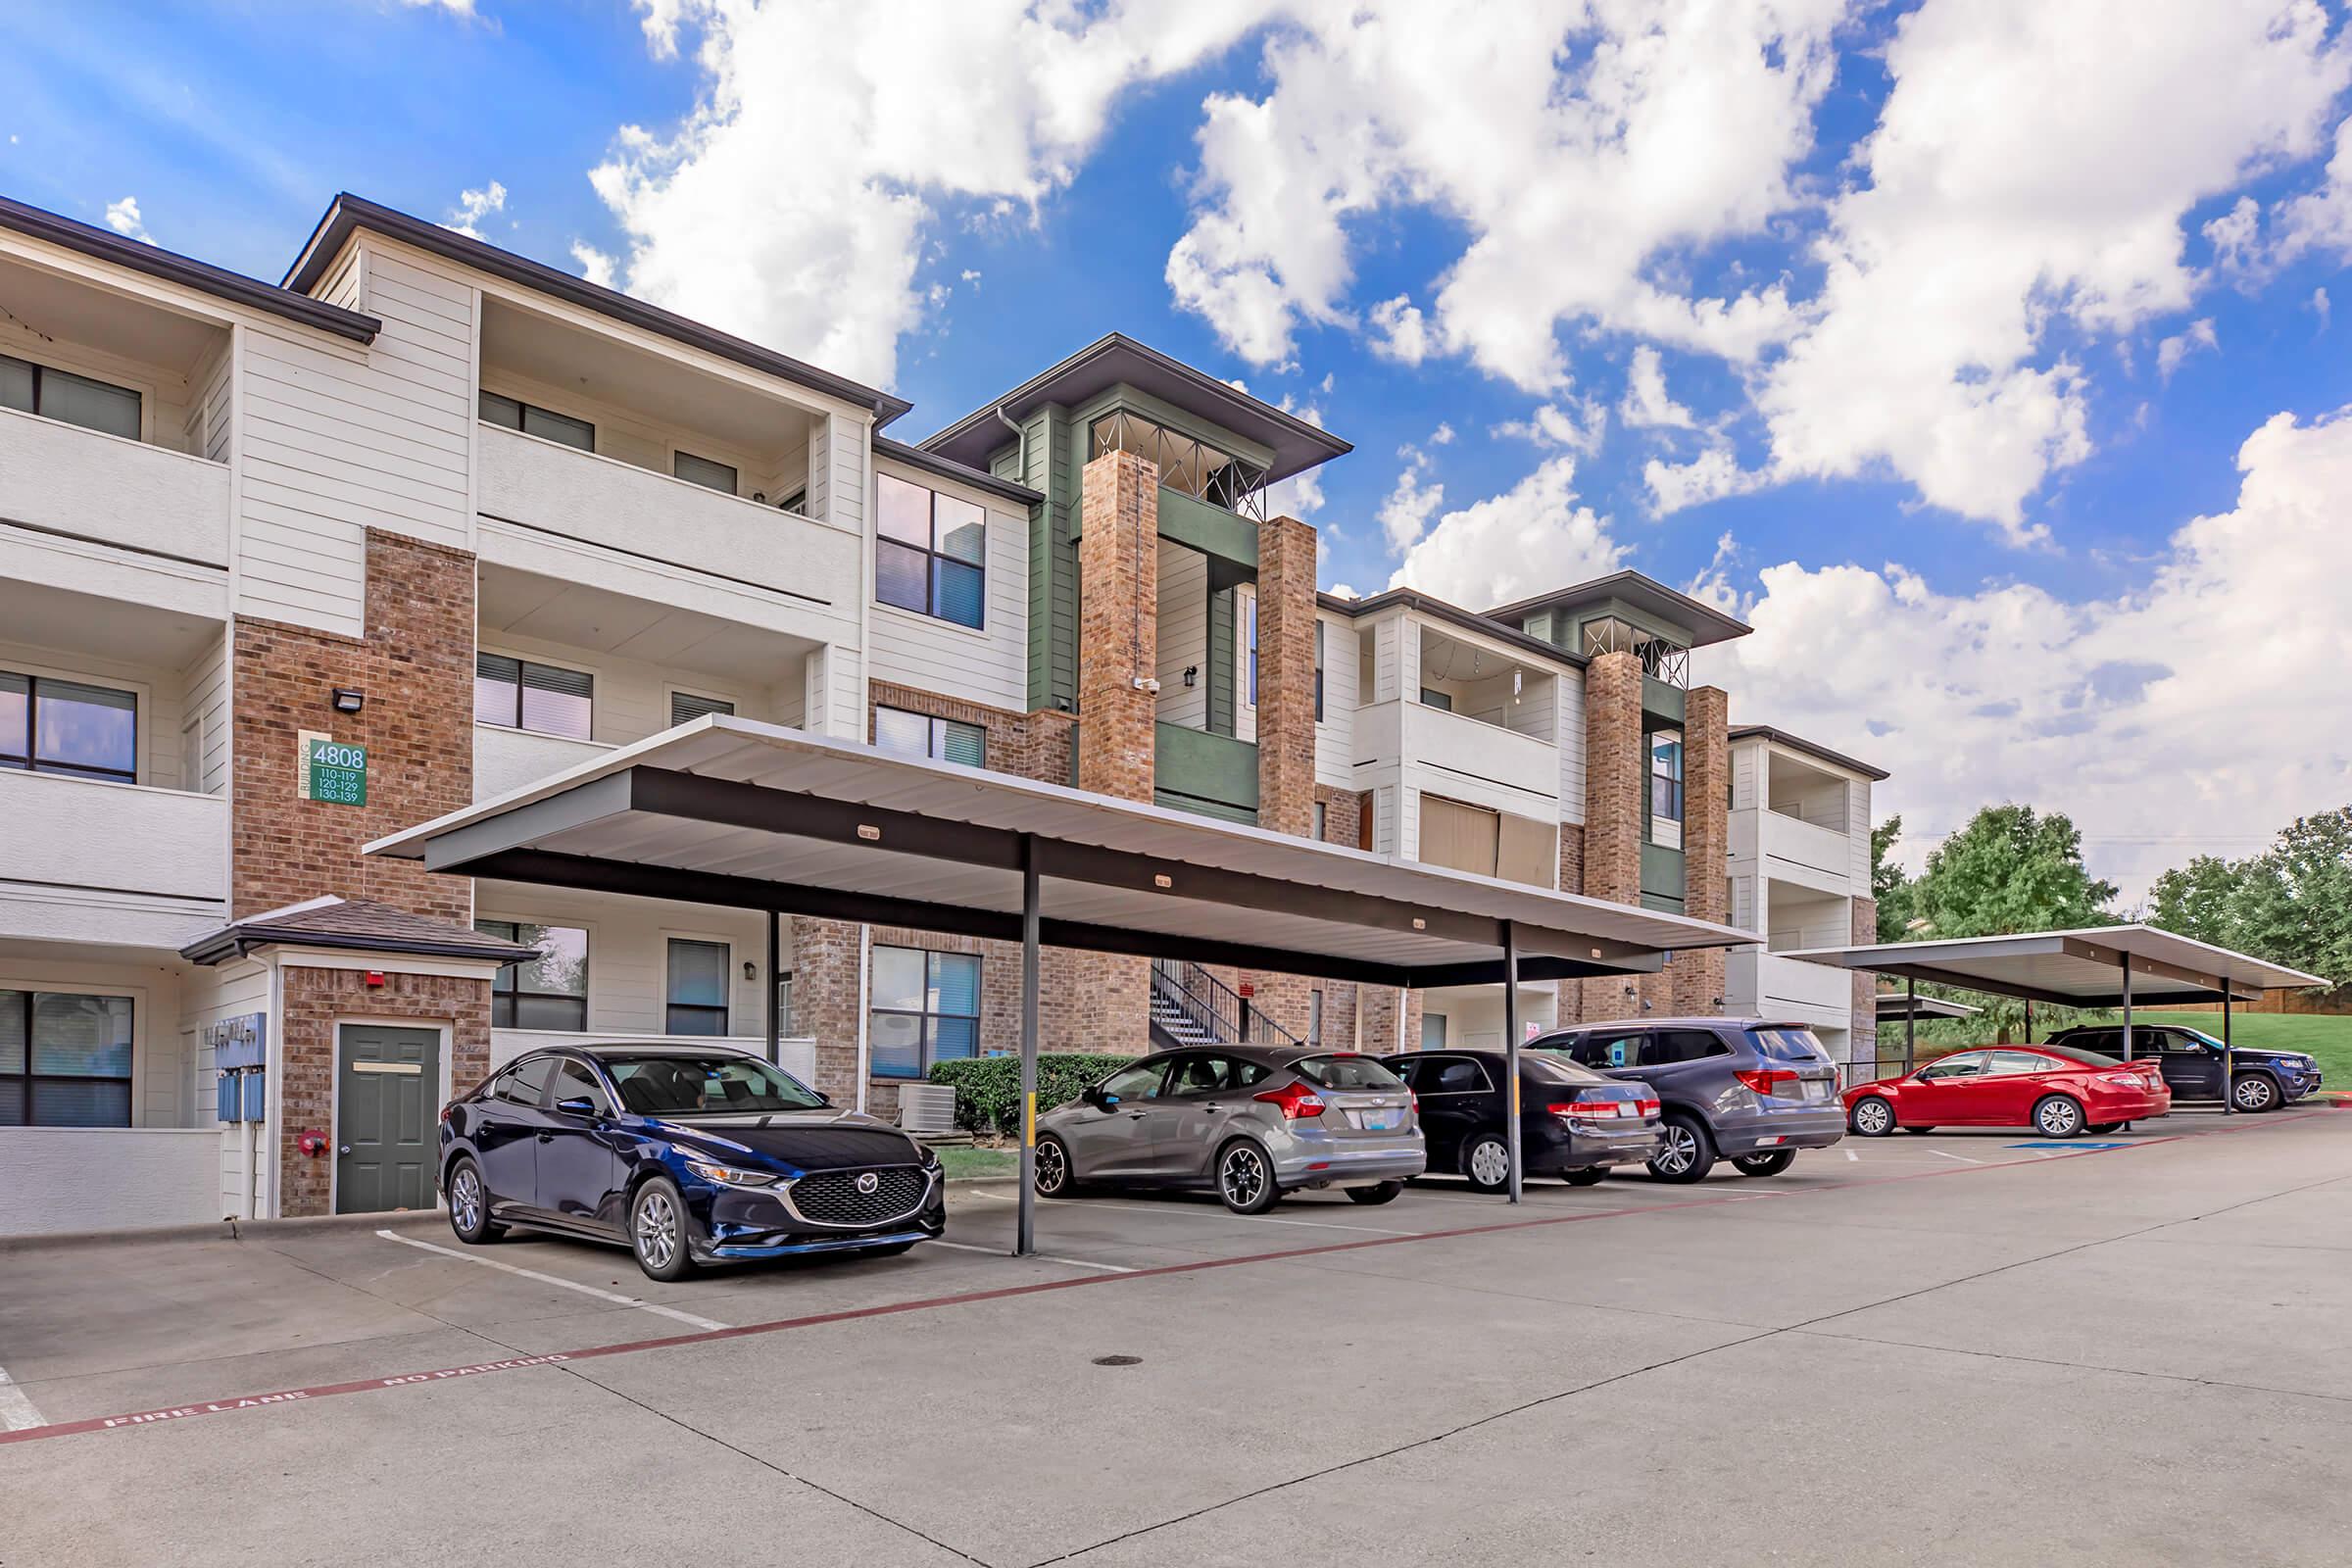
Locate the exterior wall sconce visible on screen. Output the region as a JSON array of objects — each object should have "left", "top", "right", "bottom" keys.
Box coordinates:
[
  {"left": 331, "top": 688, "right": 365, "bottom": 714},
  {"left": 742, "top": 960, "right": 758, "bottom": 981},
  {"left": 1183, "top": 664, "right": 1199, "bottom": 688}
]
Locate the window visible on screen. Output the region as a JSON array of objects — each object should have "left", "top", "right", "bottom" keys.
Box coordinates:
[
  {"left": 605, "top": 1054, "right": 824, "bottom": 1116},
  {"left": 0, "top": 991, "right": 133, "bottom": 1127},
  {"left": 669, "top": 691, "right": 735, "bottom": 727},
  {"left": 873, "top": 706, "right": 986, "bottom": 768},
  {"left": 1313, "top": 800, "right": 1328, "bottom": 841},
  {"left": 672, "top": 451, "right": 738, "bottom": 494},
  {"left": 1312, "top": 620, "right": 1324, "bottom": 721},
  {"left": 1990, "top": 1052, "right": 2054, "bottom": 1076},
  {"left": 774, "top": 969, "right": 795, "bottom": 1039},
  {"left": 550, "top": 1056, "right": 612, "bottom": 1114},
  {"left": 1419, "top": 687, "right": 1453, "bottom": 712},
  {"left": 665, "top": 940, "right": 731, "bottom": 1036},
  {"left": 478, "top": 391, "right": 593, "bottom": 452},
  {"left": 490, "top": 1057, "right": 556, "bottom": 1106},
  {"left": 0, "top": 354, "right": 141, "bottom": 439},
  {"left": 1920, "top": 1052, "right": 1990, "bottom": 1080},
  {"left": 1420, "top": 1013, "right": 1448, "bottom": 1051},
  {"left": 1168, "top": 1054, "right": 1249, "bottom": 1097},
  {"left": 0, "top": 673, "right": 138, "bottom": 781},
  {"left": 1098, "top": 1059, "right": 1168, "bottom": 1102},
  {"left": 1243, "top": 590, "right": 1258, "bottom": 709},
  {"left": 1641, "top": 1029, "right": 1730, "bottom": 1066},
  {"left": 1294, "top": 1054, "right": 1406, "bottom": 1091},
  {"left": 474, "top": 654, "right": 592, "bottom": 740},
  {"left": 1649, "top": 728, "right": 1684, "bottom": 848},
  {"left": 1427, "top": 1057, "right": 1493, "bottom": 1095},
  {"left": 778, "top": 487, "right": 808, "bottom": 514},
  {"left": 476, "top": 921, "right": 588, "bottom": 1031},
  {"left": 876, "top": 472, "right": 985, "bottom": 628},
  {"left": 868, "top": 946, "right": 981, "bottom": 1079}
]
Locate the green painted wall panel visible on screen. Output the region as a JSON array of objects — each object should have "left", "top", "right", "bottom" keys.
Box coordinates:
[
  {"left": 1206, "top": 586, "right": 1236, "bottom": 736},
  {"left": 1641, "top": 842, "right": 1686, "bottom": 905},
  {"left": 1154, "top": 485, "right": 1257, "bottom": 569},
  {"left": 1642, "top": 675, "right": 1686, "bottom": 726},
  {"left": 1155, "top": 721, "right": 1258, "bottom": 814},
  {"left": 1154, "top": 791, "right": 1257, "bottom": 827}
]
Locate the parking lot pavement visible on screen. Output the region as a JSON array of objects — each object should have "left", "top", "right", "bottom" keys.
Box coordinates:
[{"left": 3, "top": 1106, "right": 2348, "bottom": 1566}]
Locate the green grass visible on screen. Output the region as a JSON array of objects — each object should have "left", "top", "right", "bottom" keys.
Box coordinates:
[
  {"left": 935, "top": 1146, "right": 1019, "bottom": 1182},
  {"left": 2128, "top": 1010, "right": 2351, "bottom": 1090}
]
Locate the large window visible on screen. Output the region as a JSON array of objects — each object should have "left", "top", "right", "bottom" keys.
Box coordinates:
[
  {"left": 475, "top": 921, "right": 588, "bottom": 1031},
  {"left": 1, "top": 354, "right": 141, "bottom": 440},
  {"left": 666, "top": 939, "right": 731, "bottom": 1036},
  {"left": 873, "top": 705, "right": 986, "bottom": 767},
  {"left": 1648, "top": 729, "right": 1684, "bottom": 850},
  {"left": 474, "top": 654, "right": 592, "bottom": 740},
  {"left": 672, "top": 451, "right": 738, "bottom": 494},
  {"left": 869, "top": 946, "right": 980, "bottom": 1079},
  {"left": 669, "top": 691, "right": 735, "bottom": 727},
  {"left": 0, "top": 672, "right": 137, "bottom": 781},
  {"left": 0, "top": 991, "right": 133, "bottom": 1127},
  {"left": 876, "top": 473, "right": 986, "bottom": 628},
  {"left": 478, "top": 391, "right": 593, "bottom": 452}
]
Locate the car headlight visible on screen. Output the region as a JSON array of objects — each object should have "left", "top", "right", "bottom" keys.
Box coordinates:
[
  {"left": 683, "top": 1156, "right": 780, "bottom": 1188},
  {"left": 918, "top": 1142, "right": 941, "bottom": 1169}
]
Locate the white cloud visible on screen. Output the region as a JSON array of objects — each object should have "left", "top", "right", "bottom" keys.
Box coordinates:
[
  {"left": 445, "top": 180, "right": 507, "bottom": 239},
  {"left": 1378, "top": 463, "right": 1444, "bottom": 553},
  {"left": 570, "top": 241, "right": 616, "bottom": 287},
  {"left": 593, "top": 0, "right": 1274, "bottom": 388},
  {"left": 1167, "top": 0, "right": 1841, "bottom": 383},
  {"left": 2202, "top": 195, "right": 2263, "bottom": 275},
  {"left": 400, "top": 0, "right": 477, "bottom": 15},
  {"left": 2277, "top": 113, "right": 2352, "bottom": 265},
  {"left": 2313, "top": 286, "right": 2331, "bottom": 330},
  {"left": 1428, "top": 421, "right": 1454, "bottom": 446},
  {"left": 103, "top": 197, "right": 153, "bottom": 245},
  {"left": 1700, "top": 404, "right": 2352, "bottom": 901},
  {"left": 1263, "top": 400, "right": 1329, "bottom": 518},
  {"left": 1495, "top": 398, "right": 1606, "bottom": 456},
  {"left": 1389, "top": 455, "right": 1626, "bottom": 608},
  {"left": 1620, "top": 344, "right": 1695, "bottom": 430},
  {"left": 2156, "top": 318, "right": 2218, "bottom": 381},
  {"left": 1755, "top": 0, "right": 2350, "bottom": 541},
  {"left": 1645, "top": 445, "right": 1764, "bottom": 515}
]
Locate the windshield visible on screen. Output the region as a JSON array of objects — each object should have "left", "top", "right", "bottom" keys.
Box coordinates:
[
  {"left": 1292, "top": 1054, "right": 1406, "bottom": 1091},
  {"left": 603, "top": 1054, "right": 827, "bottom": 1116}
]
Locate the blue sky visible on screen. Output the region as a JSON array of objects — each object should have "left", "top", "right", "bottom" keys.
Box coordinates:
[{"left": 7, "top": 0, "right": 2351, "bottom": 899}]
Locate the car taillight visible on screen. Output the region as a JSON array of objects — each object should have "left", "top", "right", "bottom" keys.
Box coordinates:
[
  {"left": 1254, "top": 1080, "right": 1327, "bottom": 1120},
  {"left": 1633, "top": 1096, "right": 1661, "bottom": 1118},
  {"left": 2098, "top": 1071, "right": 2146, "bottom": 1087},
  {"left": 1547, "top": 1092, "right": 1650, "bottom": 1120},
  {"left": 1735, "top": 1067, "right": 1801, "bottom": 1097}
]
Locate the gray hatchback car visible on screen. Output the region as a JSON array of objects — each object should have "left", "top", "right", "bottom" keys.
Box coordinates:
[
  {"left": 1532, "top": 1017, "right": 1846, "bottom": 1182},
  {"left": 1033, "top": 1047, "right": 1425, "bottom": 1213}
]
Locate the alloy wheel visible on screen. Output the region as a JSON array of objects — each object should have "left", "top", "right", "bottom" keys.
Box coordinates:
[
  {"left": 635, "top": 1189, "right": 680, "bottom": 1271},
  {"left": 1220, "top": 1145, "right": 1267, "bottom": 1208},
  {"left": 450, "top": 1166, "right": 482, "bottom": 1233},
  {"left": 1035, "top": 1138, "right": 1068, "bottom": 1194},
  {"left": 1852, "top": 1099, "right": 1893, "bottom": 1137},
  {"left": 2036, "top": 1098, "right": 2082, "bottom": 1137},
  {"left": 1654, "top": 1123, "right": 1699, "bottom": 1175},
  {"left": 2233, "top": 1076, "right": 2276, "bottom": 1112}
]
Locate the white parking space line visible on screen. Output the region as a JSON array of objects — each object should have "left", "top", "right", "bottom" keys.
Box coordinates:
[
  {"left": 376, "top": 1230, "right": 729, "bottom": 1332},
  {"left": 1843, "top": 1150, "right": 1859, "bottom": 1161},
  {"left": 0, "top": 1365, "right": 45, "bottom": 1432},
  {"left": 925, "top": 1238, "right": 1136, "bottom": 1273},
  {"left": 1924, "top": 1150, "right": 1985, "bottom": 1164}
]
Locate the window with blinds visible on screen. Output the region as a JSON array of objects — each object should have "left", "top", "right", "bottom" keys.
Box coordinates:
[
  {"left": 873, "top": 706, "right": 986, "bottom": 768},
  {"left": 474, "top": 654, "right": 592, "bottom": 740},
  {"left": 670, "top": 691, "right": 735, "bottom": 727}
]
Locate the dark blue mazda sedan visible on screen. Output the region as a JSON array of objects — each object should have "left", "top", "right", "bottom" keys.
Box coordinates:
[{"left": 438, "top": 1045, "right": 945, "bottom": 1280}]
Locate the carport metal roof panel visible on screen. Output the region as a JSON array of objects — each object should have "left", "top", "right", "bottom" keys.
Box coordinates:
[
  {"left": 1873, "top": 993, "right": 1979, "bottom": 1022},
  {"left": 368, "top": 718, "right": 1754, "bottom": 988},
  {"left": 1786, "top": 926, "right": 2326, "bottom": 1008}
]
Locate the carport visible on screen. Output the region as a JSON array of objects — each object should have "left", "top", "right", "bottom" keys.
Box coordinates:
[
  {"left": 367, "top": 717, "right": 1752, "bottom": 1248},
  {"left": 1788, "top": 925, "right": 2326, "bottom": 1108}
]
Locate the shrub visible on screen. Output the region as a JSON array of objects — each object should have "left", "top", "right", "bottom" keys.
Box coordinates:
[{"left": 926, "top": 1053, "right": 1136, "bottom": 1136}]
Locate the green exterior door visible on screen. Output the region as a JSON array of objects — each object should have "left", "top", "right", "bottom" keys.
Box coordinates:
[{"left": 336, "top": 1025, "right": 441, "bottom": 1214}]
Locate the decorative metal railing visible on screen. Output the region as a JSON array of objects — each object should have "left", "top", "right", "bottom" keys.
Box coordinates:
[
  {"left": 1149, "top": 957, "right": 1304, "bottom": 1050},
  {"left": 1581, "top": 616, "right": 1690, "bottom": 687},
  {"left": 1089, "top": 408, "right": 1270, "bottom": 519}
]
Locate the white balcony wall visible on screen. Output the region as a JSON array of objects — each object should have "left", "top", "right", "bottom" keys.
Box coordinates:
[
  {"left": 1728, "top": 950, "right": 1853, "bottom": 1021},
  {"left": 0, "top": 1129, "right": 221, "bottom": 1236},
  {"left": 1399, "top": 701, "right": 1561, "bottom": 823},
  {"left": 0, "top": 406, "right": 231, "bottom": 567},
  {"left": 0, "top": 770, "right": 227, "bottom": 948},
  {"left": 1758, "top": 808, "right": 1854, "bottom": 895},
  {"left": 471, "top": 880, "right": 776, "bottom": 1044},
  {"left": 1314, "top": 610, "right": 1357, "bottom": 792},
  {"left": 474, "top": 723, "right": 614, "bottom": 802},
  {"left": 868, "top": 457, "right": 1031, "bottom": 714}
]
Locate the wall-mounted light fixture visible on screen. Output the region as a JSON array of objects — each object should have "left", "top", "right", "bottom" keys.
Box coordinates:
[
  {"left": 331, "top": 687, "right": 366, "bottom": 715},
  {"left": 1183, "top": 664, "right": 1199, "bottom": 688},
  {"left": 743, "top": 960, "right": 758, "bottom": 982}
]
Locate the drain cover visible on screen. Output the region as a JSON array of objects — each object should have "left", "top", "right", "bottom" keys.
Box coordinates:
[{"left": 1091, "top": 1354, "right": 1143, "bottom": 1367}]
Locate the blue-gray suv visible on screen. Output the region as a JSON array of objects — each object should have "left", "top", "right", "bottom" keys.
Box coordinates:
[{"left": 1531, "top": 1017, "right": 1847, "bottom": 1182}]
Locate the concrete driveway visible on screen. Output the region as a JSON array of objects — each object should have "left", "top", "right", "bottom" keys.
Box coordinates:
[{"left": 3, "top": 1106, "right": 2347, "bottom": 1566}]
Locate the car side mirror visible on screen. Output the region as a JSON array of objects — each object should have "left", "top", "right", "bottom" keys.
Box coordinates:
[
  {"left": 1089, "top": 1087, "right": 1118, "bottom": 1108},
  {"left": 555, "top": 1096, "right": 599, "bottom": 1117}
]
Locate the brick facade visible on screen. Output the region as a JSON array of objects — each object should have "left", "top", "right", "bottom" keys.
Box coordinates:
[
  {"left": 1076, "top": 448, "right": 1158, "bottom": 804},
  {"left": 277, "top": 962, "right": 491, "bottom": 1218},
  {"left": 1578, "top": 650, "right": 1644, "bottom": 1020},
  {"left": 1312, "top": 784, "right": 1367, "bottom": 1048},
  {"left": 1231, "top": 512, "right": 1321, "bottom": 1040},
  {"left": 231, "top": 529, "right": 477, "bottom": 921},
  {"left": 1666, "top": 684, "right": 1730, "bottom": 1015}
]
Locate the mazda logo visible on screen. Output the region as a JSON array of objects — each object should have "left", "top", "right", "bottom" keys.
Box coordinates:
[{"left": 854, "top": 1172, "right": 880, "bottom": 1195}]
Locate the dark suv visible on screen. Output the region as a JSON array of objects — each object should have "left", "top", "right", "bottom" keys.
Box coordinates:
[
  {"left": 1532, "top": 1017, "right": 1846, "bottom": 1182},
  {"left": 2042, "top": 1023, "right": 2322, "bottom": 1113}
]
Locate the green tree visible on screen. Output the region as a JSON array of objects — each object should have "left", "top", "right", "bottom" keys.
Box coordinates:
[
  {"left": 2143, "top": 807, "right": 2352, "bottom": 989},
  {"left": 1870, "top": 815, "right": 1914, "bottom": 943},
  {"left": 2146, "top": 854, "right": 2239, "bottom": 948}
]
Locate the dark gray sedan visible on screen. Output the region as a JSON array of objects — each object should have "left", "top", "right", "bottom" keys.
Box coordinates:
[{"left": 1033, "top": 1048, "right": 1425, "bottom": 1213}]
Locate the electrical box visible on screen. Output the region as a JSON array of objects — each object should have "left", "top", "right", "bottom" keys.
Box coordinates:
[{"left": 216, "top": 1068, "right": 267, "bottom": 1124}]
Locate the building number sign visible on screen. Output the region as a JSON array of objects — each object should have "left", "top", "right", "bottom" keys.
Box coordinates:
[{"left": 301, "top": 732, "right": 368, "bottom": 806}]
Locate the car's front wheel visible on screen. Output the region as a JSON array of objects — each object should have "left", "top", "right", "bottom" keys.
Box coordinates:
[
  {"left": 2231, "top": 1074, "right": 2279, "bottom": 1113},
  {"left": 1346, "top": 1181, "right": 1403, "bottom": 1205},
  {"left": 2033, "top": 1095, "right": 2086, "bottom": 1139},
  {"left": 1732, "top": 1150, "right": 1796, "bottom": 1177},
  {"left": 1561, "top": 1168, "right": 1608, "bottom": 1187},
  {"left": 1849, "top": 1097, "right": 1896, "bottom": 1137},
  {"left": 1461, "top": 1133, "right": 1512, "bottom": 1194},
  {"left": 445, "top": 1156, "right": 503, "bottom": 1245},
  {"left": 1646, "top": 1114, "right": 1716, "bottom": 1184},
  {"left": 630, "top": 1176, "right": 696, "bottom": 1281},
  {"left": 1216, "top": 1139, "right": 1282, "bottom": 1214},
  {"left": 1034, "top": 1134, "right": 1079, "bottom": 1198}
]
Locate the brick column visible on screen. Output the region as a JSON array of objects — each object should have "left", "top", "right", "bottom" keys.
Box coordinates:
[
  {"left": 1253, "top": 514, "right": 1317, "bottom": 838},
  {"left": 1579, "top": 649, "right": 1642, "bottom": 1019},
  {"left": 1668, "top": 684, "right": 1729, "bottom": 1015},
  {"left": 1077, "top": 448, "right": 1158, "bottom": 804},
  {"left": 1359, "top": 985, "right": 1423, "bottom": 1055}
]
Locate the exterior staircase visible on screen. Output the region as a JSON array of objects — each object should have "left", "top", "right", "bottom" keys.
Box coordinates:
[{"left": 1148, "top": 958, "right": 1305, "bottom": 1054}]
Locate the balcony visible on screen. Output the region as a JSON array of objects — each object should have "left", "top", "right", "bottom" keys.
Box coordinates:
[
  {"left": 474, "top": 722, "right": 614, "bottom": 803},
  {"left": 1154, "top": 721, "right": 1258, "bottom": 824},
  {"left": 1728, "top": 950, "right": 1854, "bottom": 1022},
  {"left": 0, "top": 405, "right": 230, "bottom": 570},
  {"left": 1390, "top": 700, "right": 1557, "bottom": 809},
  {"left": 1740, "top": 808, "right": 1853, "bottom": 895},
  {"left": 0, "top": 768, "right": 226, "bottom": 948}
]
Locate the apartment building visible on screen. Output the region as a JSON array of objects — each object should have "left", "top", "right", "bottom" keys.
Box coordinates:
[{"left": 0, "top": 188, "right": 1882, "bottom": 1235}]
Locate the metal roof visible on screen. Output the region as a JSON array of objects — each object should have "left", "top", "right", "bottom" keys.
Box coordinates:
[
  {"left": 367, "top": 718, "right": 1754, "bottom": 989},
  {"left": 1873, "top": 993, "right": 1981, "bottom": 1022},
  {"left": 1784, "top": 926, "right": 2327, "bottom": 1008},
  {"left": 871, "top": 434, "right": 1044, "bottom": 506},
  {"left": 1483, "top": 569, "right": 1752, "bottom": 649},
  {"left": 181, "top": 896, "right": 536, "bottom": 967},
  {"left": 917, "top": 333, "right": 1353, "bottom": 486},
  {"left": 1729, "top": 724, "right": 1890, "bottom": 782}
]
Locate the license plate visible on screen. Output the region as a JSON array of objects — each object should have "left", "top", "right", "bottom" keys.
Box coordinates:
[
  {"left": 1353, "top": 1107, "right": 1403, "bottom": 1131},
  {"left": 1802, "top": 1079, "right": 1830, "bottom": 1102}
]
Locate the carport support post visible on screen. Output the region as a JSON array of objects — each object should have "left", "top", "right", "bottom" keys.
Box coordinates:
[
  {"left": 2121, "top": 956, "right": 2133, "bottom": 1061},
  {"left": 1502, "top": 920, "right": 1522, "bottom": 1204},
  {"left": 1903, "top": 976, "right": 1916, "bottom": 1074},
  {"left": 1016, "top": 833, "right": 1041, "bottom": 1257},
  {"left": 2222, "top": 989, "right": 2233, "bottom": 1114},
  {"left": 764, "top": 910, "right": 780, "bottom": 1065}
]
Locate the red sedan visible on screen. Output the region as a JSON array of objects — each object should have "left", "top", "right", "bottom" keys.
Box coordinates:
[{"left": 1844, "top": 1045, "right": 2171, "bottom": 1139}]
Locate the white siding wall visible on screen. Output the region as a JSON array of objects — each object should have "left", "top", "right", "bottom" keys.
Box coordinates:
[
  {"left": 1314, "top": 611, "right": 1357, "bottom": 790},
  {"left": 1154, "top": 543, "right": 1209, "bottom": 730},
  {"left": 1849, "top": 778, "right": 1873, "bottom": 891},
  {"left": 472, "top": 882, "right": 773, "bottom": 1041},
  {"left": 808, "top": 416, "right": 868, "bottom": 736},
  {"left": 478, "top": 629, "right": 805, "bottom": 752},
  {"left": 180, "top": 626, "right": 232, "bottom": 796},
  {"left": 180, "top": 958, "right": 270, "bottom": 1219},
  {"left": 478, "top": 364, "right": 798, "bottom": 499},
  {"left": 1556, "top": 663, "right": 1586, "bottom": 826},
  {"left": 867, "top": 457, "right": 1030, "bottom": 713}
]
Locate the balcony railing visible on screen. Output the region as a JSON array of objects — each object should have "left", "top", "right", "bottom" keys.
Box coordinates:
[
  {"left": 1582, "top": 616, "right": 1689, "bottom": 687},
  {"left": 474, "top": 722, "right": 614, "bottom": 803},
  {"left": 0, "top": 768, "right": 226, "bottom": 947},
  {"left": 0, "top": 405, "right": 229, "bottom": 567},
  {"left": 1400, "top": 701, "right": 1557, "bottom": 807}
]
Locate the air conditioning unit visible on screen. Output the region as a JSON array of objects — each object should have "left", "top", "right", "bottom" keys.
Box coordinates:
[{"left": 897, "top": 1082, "right": 959, "bottom": 1135}]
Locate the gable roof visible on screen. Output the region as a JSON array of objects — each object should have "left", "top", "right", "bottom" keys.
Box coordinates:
[
  {"left": 282, "top": 193, "right": 910, "bottom": 423},
  {"left": 1485, "top": 569, "right": 1751, "bottom": 648},
  {"left": 1729, "top": 724, "right": 1890, "bottom": 781},
  {"left": 180, "top": 896, "right": 537, "bottom": 967}
]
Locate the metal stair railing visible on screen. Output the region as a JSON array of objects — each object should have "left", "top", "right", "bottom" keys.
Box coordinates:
[{"left": 1149, "top": 958, "right": 1304, "bottom": 1051}]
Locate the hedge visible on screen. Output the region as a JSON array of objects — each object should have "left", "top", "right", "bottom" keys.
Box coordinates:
[{"left": 926, "top": 1053, "right": 1136, "bottom": 1136}]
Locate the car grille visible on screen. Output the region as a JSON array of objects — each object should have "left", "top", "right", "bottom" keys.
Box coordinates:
[{"left": 787, "top": 1166, "right": 931, "bottom": 1227}]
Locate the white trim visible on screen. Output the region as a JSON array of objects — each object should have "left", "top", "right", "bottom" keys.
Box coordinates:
[{"left": 270, "top": 949, "right": 507, "bottom": 981}]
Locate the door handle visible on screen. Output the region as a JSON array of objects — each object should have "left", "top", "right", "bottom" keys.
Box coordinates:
[
  {"left": 337, "top": 1145, "right": 351, "bottom": 1155},
  {"left": 1127, "top": 1110, "right": 1148, "bottom": 1119},
  {"left": 536, "top": 1132, "right": 555, "bottom": 1143},
  {"left": 1201, "top": 1104, "right": 1223, "bottom": 1113}
]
